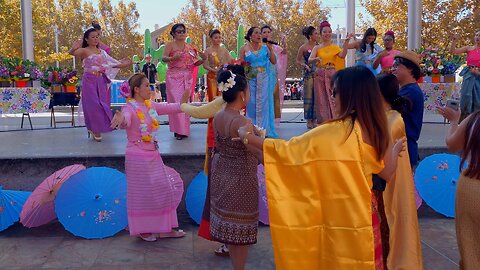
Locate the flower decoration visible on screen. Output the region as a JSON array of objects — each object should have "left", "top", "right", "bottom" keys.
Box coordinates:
[
  {"left": 128, "top": 98, "right": 162, "bottom": 143},
  {"left": 415, "top": 48, "right": 464, "bottom": 76},
  {"left": 119, "top": 80, "right": 131, "bottom": 98},
  {"left": 218, "top": 71, "right": 236, "bottom": 92}
]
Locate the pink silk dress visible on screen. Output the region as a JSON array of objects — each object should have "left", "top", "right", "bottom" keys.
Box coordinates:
[
  {"left": 81, "top": 50, "right": 119, "bottom": 133},
  {"left": 121, "top": 101, "right": 185, "bottom": 235},
  {"left": 273, "top": 45, "right": 287, "bottom": 120},
  {"left": 166, "top": 47, "right": 197, "bottom": 136}
]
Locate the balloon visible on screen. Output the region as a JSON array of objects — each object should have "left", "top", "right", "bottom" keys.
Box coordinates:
[
  {"left": 144, "top": 29, "right": 152, "bottom": 56},
  {"left": 197, "top": 65, "right": 207, "bottom": 77},
  {"left": 236, "top": 25, "right": 245, "bottom": 59},
  {"left": 156, "top": 62, "right": 167, "bottom": 83},
  {"left": 229, "top": 51, "right": 237, "bottom": 60},
  {"left": 186, "top": 37, "right": 192, "bottom": 44},
  {"left": 132, "top": 55, "right": 141, "bottom": 63}
]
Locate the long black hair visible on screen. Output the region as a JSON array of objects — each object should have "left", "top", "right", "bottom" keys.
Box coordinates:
[
  {"left": 82, "top": 28, "right": 99, "bottom": 48},
  {"left": 377, "top": 73, "right": 412, "bottom": 114},
  {"left": 331, "top": 66, "right": 389, "bottom": 161},
  {"left": 360, "top": 28, "right": 377, "bottom": 53}
]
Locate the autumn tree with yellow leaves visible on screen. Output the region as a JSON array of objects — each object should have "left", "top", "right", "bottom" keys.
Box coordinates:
[
  {"left": 0, "top": 0, "right": 142, "bottom": 77},
  {"left": 360, "top": 0, "right": 479, "bottom": 50}
]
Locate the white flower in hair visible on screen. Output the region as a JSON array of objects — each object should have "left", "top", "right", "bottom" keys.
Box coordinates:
[{"left": 218, "top": 71, "right": 236, "bottom": 92}]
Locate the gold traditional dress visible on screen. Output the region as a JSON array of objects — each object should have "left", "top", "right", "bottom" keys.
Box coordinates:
[
  {"left": 314, "top": 45, "right": 345, "bottom": 121},
  {"left": 383, "top": 110, "right": 423, "bottom": 270},
  {"left": 264, "top": 118, "right": 383, "bottom": 270}
]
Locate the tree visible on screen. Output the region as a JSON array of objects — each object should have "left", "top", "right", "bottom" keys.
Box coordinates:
[
  {"left": 360, "top": 0, "right": 479, "bottom": 50},
  {"left": 0, "top": 0, "right": 142, "bottom": 78}
]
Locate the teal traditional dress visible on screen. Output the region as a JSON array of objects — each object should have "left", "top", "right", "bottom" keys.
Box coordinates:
[{"left": 245, "top": 45, "right": 278, "bottom": 138}]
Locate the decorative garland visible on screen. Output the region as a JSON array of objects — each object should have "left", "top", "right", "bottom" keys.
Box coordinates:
[{"left": 127, "top": 98, "right": 160, "bottom": 143}]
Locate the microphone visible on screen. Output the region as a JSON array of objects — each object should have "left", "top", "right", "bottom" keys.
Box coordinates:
[{"left": 262, "top": 38, "right": 278, "bottom": 45}]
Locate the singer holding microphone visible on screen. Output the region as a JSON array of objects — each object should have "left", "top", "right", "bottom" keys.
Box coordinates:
[{"left": 240, "top": 26, "right": 278, "bottom": 138}]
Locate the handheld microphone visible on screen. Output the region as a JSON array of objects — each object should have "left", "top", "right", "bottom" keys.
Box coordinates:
[{"left": 262, "top": 38, "right": 279, "bottom": 45}]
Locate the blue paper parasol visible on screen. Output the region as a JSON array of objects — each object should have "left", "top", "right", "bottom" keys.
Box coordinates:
[
  {"left": 55, "top": 167, "right": 128, "bottom": 239},
  {"left": 414, "top": 153, "right": 463, "bottom": 218},
  {"left": 186, "top": 171, "right": 207, "bottom": 224},
  {"left": 0, "top": 186, "right": 31, "bottom": 231}
]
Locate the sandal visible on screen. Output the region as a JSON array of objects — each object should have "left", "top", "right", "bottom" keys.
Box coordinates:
[
  {"left": 139, "top": 233, "right": 157, "bottom": 242},
  {"left": 214, "top": 244, "right": 230, "bottom": 257},
  {"left": 156, "top": 229, "right": 186, "bottom": 238}
]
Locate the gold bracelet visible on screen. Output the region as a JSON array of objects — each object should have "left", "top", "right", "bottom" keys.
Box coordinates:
[{"left": 243, "top": 132, "right": 252, "bottom": 145}]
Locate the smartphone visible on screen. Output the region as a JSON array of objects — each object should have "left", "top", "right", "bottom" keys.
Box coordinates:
[{"left": 446, "top": 99, "right": 459, "bottom": 111}]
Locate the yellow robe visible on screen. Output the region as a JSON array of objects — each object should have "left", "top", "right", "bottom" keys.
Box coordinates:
[
  {"left": 263, "top": 119, "right": 383, "bottom": 270},
  {"left": 383, "top": 110, "right": 423, "bottom": 270}
]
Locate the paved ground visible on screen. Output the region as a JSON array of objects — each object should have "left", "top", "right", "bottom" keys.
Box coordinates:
[{"left": 0, "top": 104, "right": 460, "bottom": 269}]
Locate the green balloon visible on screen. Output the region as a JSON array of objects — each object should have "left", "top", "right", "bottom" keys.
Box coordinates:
[
  {"left": 156, "top": 62, "right": 167, "bottom": 83},
  {"left": 236, "top": 25, "right": 245, "bottom": 59},
  {"left": 132, "top": 55, "right": 140, "bottom": 62},
  {"left": 186, "top": 37, "right": 192, "bottom": 44},
  {"left": 198, "top": 65, "right": 207, "bottom": 77},
  {"left": 144, "top": 29, "right": 152, "bottom": 56},
  {"left": 229, "top": 51, "right": 237, "bottom": 60}
]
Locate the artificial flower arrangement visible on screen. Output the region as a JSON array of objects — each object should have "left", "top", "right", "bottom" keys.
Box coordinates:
[
  {"left": 440, "top": 54, "right": 464, "bottom": 75},
  {"left": 415, "top": 47, "right": 446, "bottom": 76},
  {"left": 42, "top": 66, "right": 65, "bottom": 86},
  {"left": 63, "top": 69, "right": 78, "bottom": 86}
]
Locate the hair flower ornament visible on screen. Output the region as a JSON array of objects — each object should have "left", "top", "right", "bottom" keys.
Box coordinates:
[
  {"left": 119, "top": 80, "right": 131, "bottom": 98},
  {"left": 218, "top": 71, "right": 236, "bottom": 92}
]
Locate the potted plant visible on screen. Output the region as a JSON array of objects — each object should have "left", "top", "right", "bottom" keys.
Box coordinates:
[
  {"left": 441, "top": 54, "right": 464, "bottom": 83},
  {"left": 42, "top": 66, "right": 64, "bottom": 93},
  {"left": 416, "top": 48, "right": 446, "bottom": 83},
  {"left": 62, "top": 69, "right": 78, "bottom": 93}
]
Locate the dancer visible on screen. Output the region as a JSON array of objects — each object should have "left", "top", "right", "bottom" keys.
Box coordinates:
[
  {"left": 236, "top": 66, "right": 406, "bottom": 269},
  {"left": 261, "top": 25, "right": 288, "bottom": 126},
  {"left": 110, "top": 73, "right": 190, "bottom": 242},
  {"left": 450, "top": 31, "right": 480, "bottom": 120},
  {"left": 203, "top": 29, "right": 233, "bottom": 170},
  {"left": 392, "top": 51, "right": 424, "bottom": 167},
  {"left": 373, "top": 31, "right": 400, "bottom": 73},
  {"left": 438, "top": 106, "right": 480, "bottom": 270},
  {"left": 69, "top": 28, "right": 132, "bottom": 142},
  {"left": 91, "top": 21, "right": 111, "bottom": 55},
  {"left": 209, "top": 67, "right": 261, "bottom": 270},
  {"left": 378, "top": 74, "right": 423, "bottom": 270},
  {"left": 296, "top": 26, "right": 318, "bottom": 128},
  {"left": 308, "top": 21, "right": 348, "bottom": 123},
  {"left": 345, "top": 28, "right": 383, "bottom": 75},
  {"left": 239, "top": 26, "right": 278, "bottom": 138},
  {"left": 162, "top": 23, "right": 205, "bottom": 140}
]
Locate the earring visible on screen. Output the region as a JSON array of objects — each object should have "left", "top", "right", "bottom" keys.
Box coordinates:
[{"left": 241, "top": 96, "right": 245, "bottom": 102}]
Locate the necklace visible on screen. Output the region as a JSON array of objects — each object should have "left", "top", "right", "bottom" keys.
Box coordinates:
[
  {"left": 127, "top": 98, "right": 161, "bottom": 143},
  {"left": 250, "top": 43, "right": 261, "bottom": 55}
]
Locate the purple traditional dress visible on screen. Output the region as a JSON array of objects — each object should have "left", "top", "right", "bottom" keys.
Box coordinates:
[
  {"left": 165, "top": 47, "right": 197, "bottom": 137},
  {"left": 81, "top": 50, "right": 119, "bottom": 133},
  {"left": 120, "top": 101, "right": 185, "bottom": 235}
]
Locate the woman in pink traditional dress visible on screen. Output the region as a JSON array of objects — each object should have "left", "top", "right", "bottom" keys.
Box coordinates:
[
  {"left": 69, "top": 28, "right": 131, "bottom": 141},
  {"left": 110, "top": 73, "right": 190, "bottom": 242},
  {"left": 91, "top": 21, "right": 111, "bottom": 55},
  {"left": 261, "top": 25, "right": 288, "bottom": 127},
  {"left": 162, "top": 23, "right": 205, "bottom": 140},
  {"left": 373, "top": 31, "right": 401, "bottom": 74}
]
